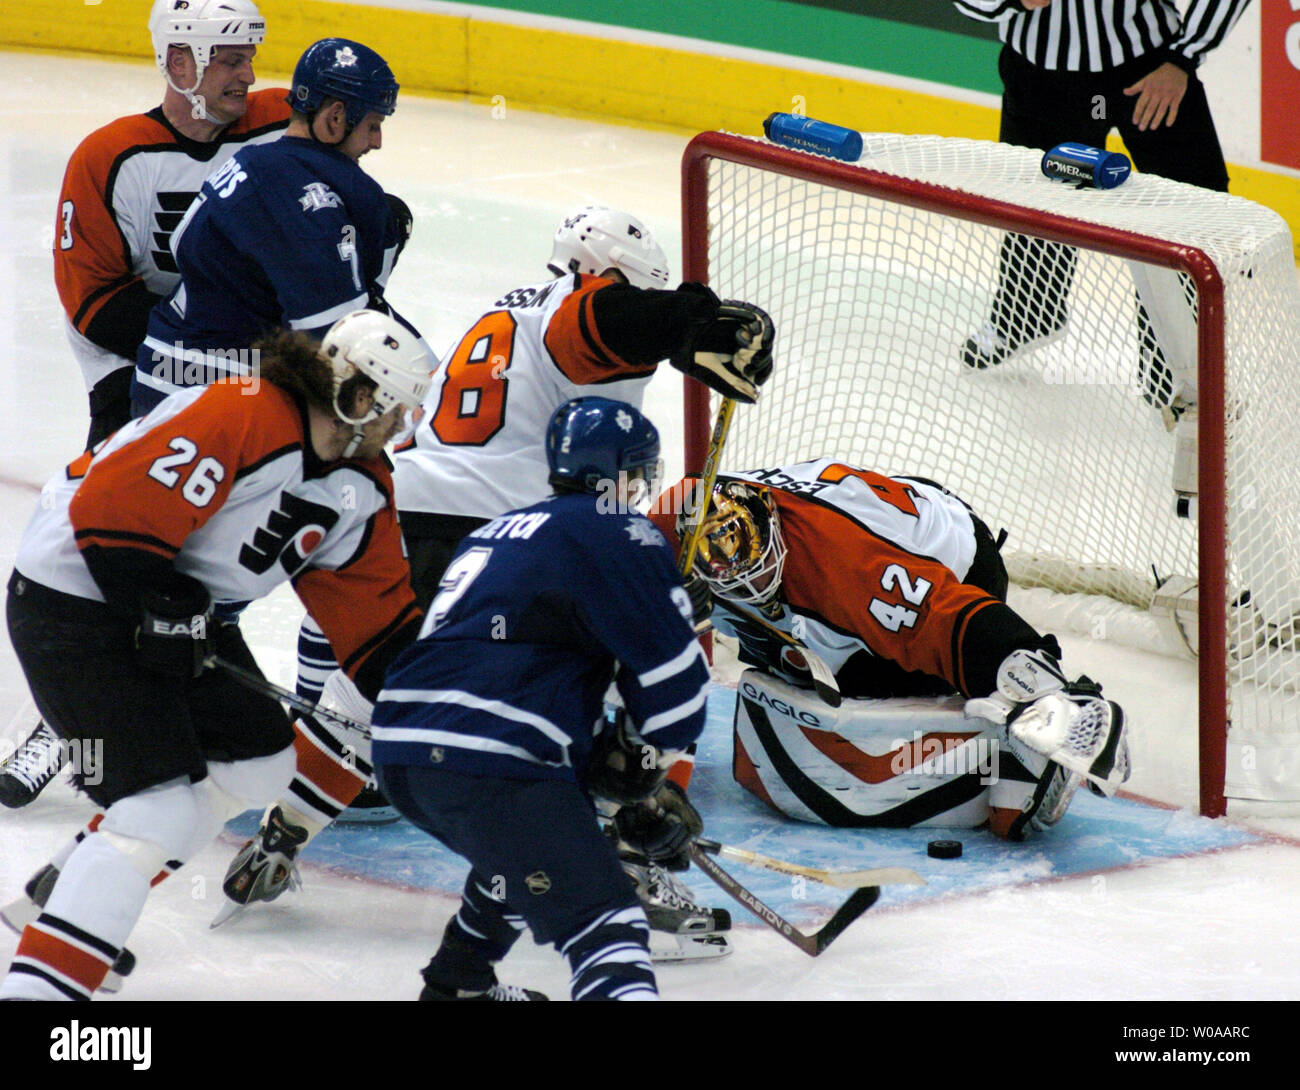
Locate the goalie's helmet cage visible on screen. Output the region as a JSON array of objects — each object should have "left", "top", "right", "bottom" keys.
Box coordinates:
[
  {"left": 547, "top": 207, "right": 671, "bottom": 291},
  {"left": 688, "top": 480, "right": 787, "bottom": 606},
  {"left": 149, "top": 0, "right": 266, "bottom": 91},
  {"left": 321, "top": 310, "right": 431, "bottom": 426},
  {"left": 546, "top": 397, "right": 661, "bottom": 496},
  {"left": 288, "top": 38, "right": 399, "bottom": 127}
]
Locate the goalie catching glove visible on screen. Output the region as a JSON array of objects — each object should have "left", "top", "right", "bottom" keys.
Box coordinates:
[
  {"left": 966, "top": 648, "right": 1131, "bottom": 796},
  {"left": 670, "top": 283, "right": 775, "bottom": 404}
]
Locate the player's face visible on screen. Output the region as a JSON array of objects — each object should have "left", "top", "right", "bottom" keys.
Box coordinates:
[
  {"left": 340, "top": 113, "right": 386, "bottom": 162},
  {"left": 191, "top": 45, "right": 258, "bottom": 123}
]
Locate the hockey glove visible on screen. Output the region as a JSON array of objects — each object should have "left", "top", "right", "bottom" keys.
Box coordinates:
[
  {"left": 385, "top": 192, "right": 414, "bottom": 261},
  {"left": 614, "top": 781, "right": 703, "bottom": 870},
  {"left": 671, "top": 283, "right": 775, "bottom": 404},
  {"left": 587, "top": 708, "right": 671, "bottom": 805},
  {"left": 135, "top": 573, "right": 213, "bottom": 680}
]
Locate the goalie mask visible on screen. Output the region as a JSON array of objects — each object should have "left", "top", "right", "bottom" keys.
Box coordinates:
[
  {"left": 685, "top": 480, "right": 787, "bottom": 606},
  {"left": 321, "top": 311, "right": 432, "bottom": 455},
  {"left": 547, "top": 207, "right": 670, "bottom": 291}
]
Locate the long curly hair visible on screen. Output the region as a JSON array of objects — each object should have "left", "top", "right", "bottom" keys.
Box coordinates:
[{"left": 253, "top": 329, "right": 336, "bottom": 412}]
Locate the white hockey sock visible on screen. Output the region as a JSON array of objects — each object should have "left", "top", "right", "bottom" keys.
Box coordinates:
[{"left": 1, "top": 833, "right": 150, "bottom": 1000}]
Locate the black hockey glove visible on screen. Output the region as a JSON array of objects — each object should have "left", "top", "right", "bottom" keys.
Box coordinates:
[
  {"left": 682, "top": 570, "right": 713, "bottom": 631},
  {"left": 385, "top": 192, "right": 414, "bottom": 262},
  {"left": 586, "top": 708, "right": 668, "bottom": 805},
  {"left": 670, "top": 283, "right": 775, "bottom": 404},
  {"left": 135, "top": 573, "right": 213, "bottom": 680},
  {"left": 614, "top": 781, "right": 703, "bottom": 871}
]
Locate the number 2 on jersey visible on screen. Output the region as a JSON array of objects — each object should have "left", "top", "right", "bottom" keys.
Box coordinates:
[
  {"left": 430, "top": 311, "right": 517, "bottom": 445},
  {"left": 868, "top": 563, "right": 932, "bottom": 632}
]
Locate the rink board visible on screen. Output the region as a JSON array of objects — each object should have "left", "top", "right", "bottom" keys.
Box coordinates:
[{"left": 224, "top": 687, "right": 1263, "bottom": 929}]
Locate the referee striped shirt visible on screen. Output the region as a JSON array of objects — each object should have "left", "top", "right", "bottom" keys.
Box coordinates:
[{"left": 953, "top": 0, "right": 1250, "bottom": 73}]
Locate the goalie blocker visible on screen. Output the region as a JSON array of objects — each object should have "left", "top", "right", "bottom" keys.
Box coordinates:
[{"left": 732, "top": 665, "right": 1128, "bottom": 840}]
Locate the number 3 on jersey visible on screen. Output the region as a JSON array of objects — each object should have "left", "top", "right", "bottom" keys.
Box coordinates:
[
  {"left": 868, "top": 563, "right": 932, "bottom": 632},
  {"left": 430, "top": 311, "right": 517, "bottom": 445}
]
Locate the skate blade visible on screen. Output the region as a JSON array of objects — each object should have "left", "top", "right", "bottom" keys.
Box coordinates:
[
  {"left": 209, "top": 899, "right": 248, "bottom": 929},
  {"left": 1, "top": 896, "right": 39, "bottom": 937},
  {"left": 649, "top": 931, "right": 733, "bottom": 963}
]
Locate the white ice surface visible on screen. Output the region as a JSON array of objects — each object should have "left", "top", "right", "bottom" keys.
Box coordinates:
[{"left": 2, "top": 51, "right": 1298, "bottom": 1003}]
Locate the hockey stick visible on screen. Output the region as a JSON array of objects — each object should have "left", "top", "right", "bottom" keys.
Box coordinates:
[
  {"left": 206, "top": 655, "right": 370, "bottom": 735},
  {"left": 688, "top": 843, "right": 879, "bottom": 957},
  {"left": 678, "top": 396, "right": 737, "bottom": 578},
  {"left": 693, "top": 838, "right": 925, "bottom": 890},
  {"left": 678, "top": 399, "right": 841, "bottom": 706}
]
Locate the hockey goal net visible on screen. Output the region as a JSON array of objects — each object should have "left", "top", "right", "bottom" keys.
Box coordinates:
[{"left": 681, "top": 130, "right": 1300, "bottom": 817}]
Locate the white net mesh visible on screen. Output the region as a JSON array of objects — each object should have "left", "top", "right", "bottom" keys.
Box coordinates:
[{"left": 690, "top": 132, "right": 1300, "bottom": 806}]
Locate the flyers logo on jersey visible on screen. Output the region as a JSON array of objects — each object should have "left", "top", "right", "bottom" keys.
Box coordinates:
[{"left": 239, "top": 492, "right": 339, "bottom": 576}]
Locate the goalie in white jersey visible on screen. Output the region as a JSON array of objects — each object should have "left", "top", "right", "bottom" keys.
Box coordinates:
[
  {"left": 221, "top": 208, "right": 774, "bottom": 955},
  {"left": 653, "top": 460, "right": 1131, "bottom": 841}
]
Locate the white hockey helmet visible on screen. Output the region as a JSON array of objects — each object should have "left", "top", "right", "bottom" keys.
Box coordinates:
[
  {"left": 149, "top": 0, "right": 267, "bottom": 91},
  {"left": 682, "top": 480, "right": 787, "bottom": 606},
  {"left": 321, "top": 310, "right": 433, "bottom": 426},
  {"left": 547, "top": 206, "right": 670, "bottom": 291}
]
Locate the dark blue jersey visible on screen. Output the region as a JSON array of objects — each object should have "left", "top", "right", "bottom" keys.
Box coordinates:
[
  {"left": 371, "top": 492, "right": 710, "bottom": 784},
  {"left": 135, "top": 136, "right": 405, "bottom": 406}
]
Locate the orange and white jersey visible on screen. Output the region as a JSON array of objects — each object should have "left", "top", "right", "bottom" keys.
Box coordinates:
[
  {"left": 54, "top": 90, "right": 289, "bottom": 388},
  {"left": 16, "top": 381, "right": 419, "bottom": 694},
  {"left": 656, "top": 458, "right": 1018, "bottom": 697},
  {"left": 392, "top": 273, "right": 656, "bottom": 519}
]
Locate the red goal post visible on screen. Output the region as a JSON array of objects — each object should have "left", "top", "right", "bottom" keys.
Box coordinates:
[{"left": 681, "top": 130, "right": 1300, "bottom": 818}]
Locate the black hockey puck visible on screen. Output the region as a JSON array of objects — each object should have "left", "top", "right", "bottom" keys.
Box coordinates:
[{"left": 927, "top": 839, "right": 962, "bottom": 859}]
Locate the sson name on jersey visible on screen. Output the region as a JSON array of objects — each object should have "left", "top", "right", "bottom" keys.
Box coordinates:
[
  {"left": 55, "top": 89, "right": 290, "bottom": 388},
  {"left": 137, "top": 136, "right": 405, "bottom": 403},
  {"left": 15, "top": 381, "right": 420, "bottom": 699},
  {"left": 372, "top": 492, "right": 710, "bottom": 781},
  {"left": 659, "top": 459, "right": 1008, "bottom": 697}
]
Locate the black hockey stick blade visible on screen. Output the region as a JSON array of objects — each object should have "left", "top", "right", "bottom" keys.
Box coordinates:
[{"left": 688, "top": 843, "right": 879, "bottom": 957}]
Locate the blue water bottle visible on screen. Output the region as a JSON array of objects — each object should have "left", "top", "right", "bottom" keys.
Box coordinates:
[
  {"left": 1041, "top": 143, "right": 1131, "bottom": 189},
  {"left": 763, "top": 113, "right": 863, "bottom": 163}
]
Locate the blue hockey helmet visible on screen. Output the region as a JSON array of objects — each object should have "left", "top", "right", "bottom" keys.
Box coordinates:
[
  {"left": 546, "top": 397, "right": 661, "bottom": 496},
  {"left": 288, "top": 38, "right": 399, "bottom": 127}
]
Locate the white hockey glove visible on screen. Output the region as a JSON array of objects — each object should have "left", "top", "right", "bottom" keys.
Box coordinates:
[
  {"left": 671, "top": 284, "right": 775, "bottom": 404},
  {"left": 966, "top": 649, "right": 1130, "bottom": 796}
]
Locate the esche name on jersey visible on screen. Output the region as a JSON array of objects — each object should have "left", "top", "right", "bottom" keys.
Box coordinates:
[{"left": 372, "top": 494, "right": 710, "bottom": 782}]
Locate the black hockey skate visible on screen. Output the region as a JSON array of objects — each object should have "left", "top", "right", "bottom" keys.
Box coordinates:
[
  {"left": 211, "top": 806, "right": 309, "bottom": 928},
  {"left": 0, "top": 722, "right": 66, "bottom": 808}
]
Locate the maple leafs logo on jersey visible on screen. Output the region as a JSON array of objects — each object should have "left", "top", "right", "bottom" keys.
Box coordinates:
[
  {"left": 334, "top": 46, "right": 359, "bottom": 67},
  {"left": 616, "top": 409, "right": 633, "bottom": 432},
  {"left": 299, "top": 182, "right": 342, "bottom": 213},
  {"left": 624, "top": 519, "right": 662, "bottom": 547}
]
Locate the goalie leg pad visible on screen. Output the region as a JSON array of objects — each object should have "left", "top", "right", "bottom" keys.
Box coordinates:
[{"left": 734, "top": 669, "right": 996, "bottom": 827}]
